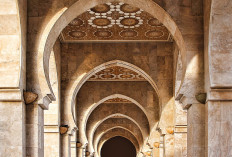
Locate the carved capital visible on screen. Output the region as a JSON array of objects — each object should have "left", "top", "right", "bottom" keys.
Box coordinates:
[
  {"left": 23, "top": 91, "right": 38, "bottom": 104},
  {"left": 166, "top": 126, "right": 174, "bottom": 134},
  {"left": 195, "top": 93, "right": 207, "bottom": 104},
  {"left": 153, "top": 142, "right": 160, "bottom": 148},
  {"left": 60, "top": 125, "right": 69, "bottom": 135}
]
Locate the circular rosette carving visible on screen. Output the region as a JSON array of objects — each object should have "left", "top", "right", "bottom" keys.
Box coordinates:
[
  {"left": 116, "top": 2, "right": 142, "bottom": 15},
  {"left": 120, "top": 30, "right": 138, "bottom": 38},
  {"left": 69, "top": 18, "right": 84, "bottom": 27},
  {"left": 99, "top": 73, "right": 117, "bottom": 80},
  {"left": 116, "top": 16, "right": 143, "bottom": 28},
  {"left": 145, "top": 30, "right": 164, "bottom": 38},
  {"left": 118, "top": 74, "right": 135, "bottom": 79},
  {"left": 88, "top": 3, "right": 115, "bottom": 15},
  {"left": 94, "top": 30, "right": 113, "bottom": 38},
  {"left": 88, "top": 16, "right": 115, "bottom": 28},
  {"left": 148, "top": 18, "right": 163, "bottom": 27},
  {"left": 68, "top": 31, "right": 86, "bottom": 38}
]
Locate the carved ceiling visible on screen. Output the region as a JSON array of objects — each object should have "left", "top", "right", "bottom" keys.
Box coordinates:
[
  {"left": 60, "top": 2, "right": 172, "bottom": 42},
  {"left": 104, "top": 98, "right": 131, "bottom": 103},
  {"left": 88, "top": 66, "right": 146, "bottom": 81}
]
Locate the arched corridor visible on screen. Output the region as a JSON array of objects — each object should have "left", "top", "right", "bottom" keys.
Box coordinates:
[{"left": 0, "top": 0, "right": 232, "bottom": 157}]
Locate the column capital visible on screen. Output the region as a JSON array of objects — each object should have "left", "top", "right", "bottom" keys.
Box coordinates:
[
  {"left": 176, "top": 94, "right": 197, "bottom": 109},
  {"left": 176, "top": 93, "right": 206, "bottom": 110}
]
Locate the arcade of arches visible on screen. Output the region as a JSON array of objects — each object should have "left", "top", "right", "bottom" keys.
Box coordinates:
[{"left": 0, "top": 0, "right": 232, "bottom": 157}]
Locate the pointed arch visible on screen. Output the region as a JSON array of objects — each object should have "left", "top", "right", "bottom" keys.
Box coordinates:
[
  {"left": 36, "top": 0, "right": 186, "bottom": 111},
  {"left": 72, "top": 60, "right": 160, "bottom": 126},
  {"left": 89, "top": 113, "right": 145, "bottom": 152}
]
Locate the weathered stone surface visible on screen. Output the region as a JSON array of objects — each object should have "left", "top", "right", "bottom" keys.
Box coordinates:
[{"left": 23, "top": 91, "right": 38, "bottom": 104}]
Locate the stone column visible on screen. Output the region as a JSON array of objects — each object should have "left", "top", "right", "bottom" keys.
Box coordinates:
[
  {"left": 206, "top": 89, "right": 232, "bottom": 156},
  {"left": 159, "top": 135, "right": 164, "bottom": 157},
  {"left": 26, "top": 104, "right": 45, "bottom": 157},
  {"left": 178, "top": 95, "right": 205, "bottom": 157},
  {"left": 187, "top": 103, "right": 205, "bottom": 157},
  {"left": 44, "top": 125, "right": 60, "bottom": 157},
  {"left": 174, "top": 101, "right": 187, "bottom": 157},
  {"left": 70, "top": 133, "right": 77, "bottom": 157},
  {"left": 44, "top": 101, "right": 60, "bottom": 157},
  {"left": 164, "top": 128, "right": 174, "bottom": 157},
  {"left": 174, "top": 125, "right": 187, "bottom": 157},
  {"left": 61, "top": 132, "right": 70, "bottom": 157}
]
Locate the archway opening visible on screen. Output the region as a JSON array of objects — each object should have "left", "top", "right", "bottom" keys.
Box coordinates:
[{"left": 101, "top": 136, "right": 136, "bottom": 157}]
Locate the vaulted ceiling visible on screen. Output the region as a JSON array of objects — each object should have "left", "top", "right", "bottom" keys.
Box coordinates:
[{"left": 60, "top": 2, "right": 172, "bottom": 42}]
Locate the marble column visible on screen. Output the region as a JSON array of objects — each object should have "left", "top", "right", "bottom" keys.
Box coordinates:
[
  {"left": 44, "top": 125, "right": 60, "bottom": 157},
  {"left": 44, "top": 101, "right": 60, "bottom": 157},
  {"left": 70, "top": 133, "right": 77, "bottom": 157},
  {"left": 174, "top": 125, "right": 187, "bottom": 157},
  {"left": 164, "top": 130, "right": 174, "bottom": 157},
  {"left": 159, "top": 135, "right": 164, "bottom": 157},
  {"left": 187, "top": 103, "right": 205, "bottom": 157},
  {"left": 206, "top": 89, "right": 232, "bottom": 156},
  {"left": 174, "top": 101, "right": 187, "bottom": 157},
  {"left": 61, "top": 133, "right": 70, "bottom": 157},
  {"left": 152, "top": 142, "right": 160, "bottom": 157},
  {"left": 26, "top": 104, "right": 45, "bottom": 157}
]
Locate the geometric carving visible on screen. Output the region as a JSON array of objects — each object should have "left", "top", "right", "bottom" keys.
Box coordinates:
[
  {"left": 148, "top": 18, "right": 163, "bottom": 27},
  {"left": 69, "top": 31, "right": 86, "bottom": 38},
  {"left": 88, "top": 66, "right": 146, "bottom": 81},
  {"left": 104, "top": 97, "right": 131, "bottom": 103},
  {"left": 60, "top": 2, "right": 171, "bottom": 42},
  {"left": 145, "top": 30, "right": 164, "bottom": 38}
]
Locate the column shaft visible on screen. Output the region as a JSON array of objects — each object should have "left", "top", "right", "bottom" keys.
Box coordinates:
[{"left": 187, "top": 103, "right": 205, "bottom": 157}]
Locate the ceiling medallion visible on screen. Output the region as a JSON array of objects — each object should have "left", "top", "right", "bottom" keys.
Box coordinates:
[
  {"left": 148, "top": 18, "right": 163, "bottom": 27},
  {"left": 68, "top": 31, "right": 86, "bottom": 38},
  {"left": 69, "top": 18, "right": 84, "bottom": 27},
  {"left": 88, "top": 3, "right": 115, "bottom": 15},
  {"left": 94, "top": 30, "right": 113, "bottom": 38},
  {"left": 145, "top": 30, "right": 164, "bottom": 38},
  {"left": 120, "top": 4, "right": 141, "bottom": 13},
  {"left": 120, "top": 30, "right": 138, "bottom": 38},
  {"left": 88, "top": 16, "right": 115, "bottom": 28},
  {"left": 116, "top": 16, "right": 143, "bottom": 28},
  {"left": 116, "top": 2, "right": 142, "bottom": 15}
]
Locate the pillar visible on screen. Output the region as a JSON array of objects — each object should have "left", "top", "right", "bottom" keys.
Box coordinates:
[
  {"left": 164, "top": 128, "right": 174, "bottom": 157},
  {"left": 174, "top": 125, "right": 187, "bottom": 157},
  {"left": 61, "top": 132, "right": 70, "bottom": 157},
  {"left": 206, "top": 89, "right": 232, "bottom": 156},
  {"left": 159, "top": 135, "right": 164, "bottom": 157},
  {"left": 70, "top": 132, "right": 77, "bottom": 157},
  {"left": 44, "top": 125, "right": 60, "bottom": 157},
  {"left": 187, "top": 103, "right": 205, "bottom": 157},
  {"left": 26, "top": 104, "right": 44, "bottom": 157},
  {"left": 174, "top": 101, "right": 187, "bottom": 157}
]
